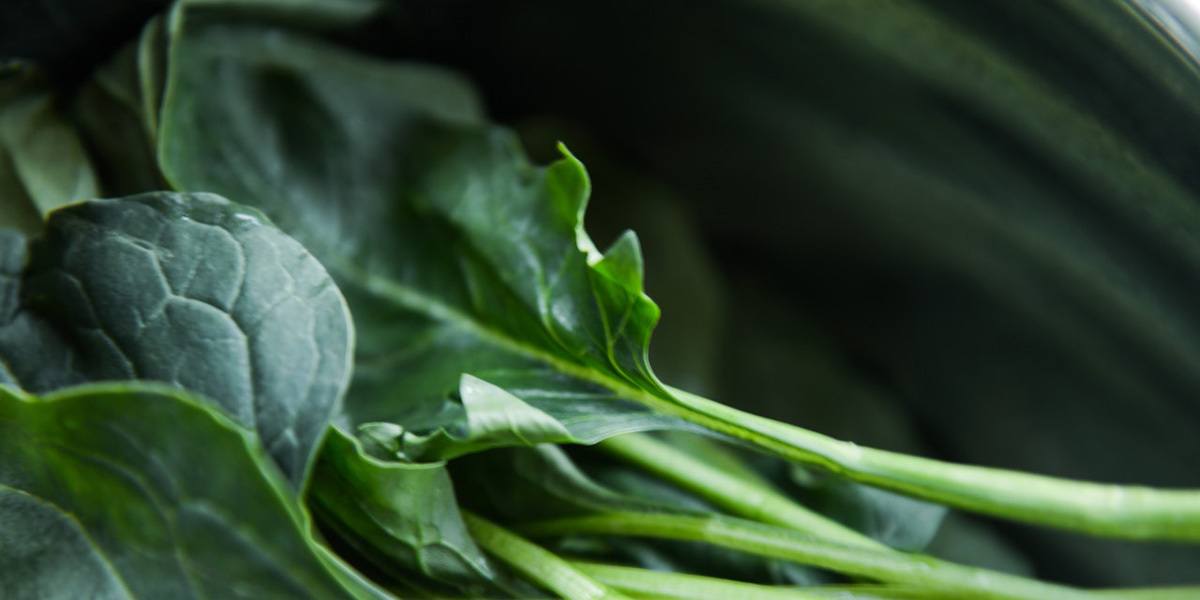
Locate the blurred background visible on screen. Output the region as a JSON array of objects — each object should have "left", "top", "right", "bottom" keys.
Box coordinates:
[{"left": 6, "top": 0, "right": 1200, "bottom": 586}]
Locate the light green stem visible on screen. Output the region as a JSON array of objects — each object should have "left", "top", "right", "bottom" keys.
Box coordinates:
[
  {"left": 597, "top": 433, "right": 884, "bottom": 550},
  {"left": 460, "top": 511, "right": 627, "bottom": 600},
  {"left": 653, "top": 385, "right": 1200, "bottom": 541},
  {"left": 515, "top": 512, "right": 1095, "bottom": 600},
  {"left": 571, "top": 561, "right": 880, "bottom": 600}
]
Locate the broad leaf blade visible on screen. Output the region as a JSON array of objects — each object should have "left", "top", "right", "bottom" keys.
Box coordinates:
[
  {"left": 0, "top": 383, "right": 378, "bottom": 599},
  {"left": 0, "top": 192, "right": 353, "bottom": 483},
  {"left": 309, "top": 427, "right": 497, "bottom": 591},
  {"left": 362, "top": 374, "right": 572, "bottom": 462},
  {"left": 157, "top": 19, "right": 685, "bottom": 446}
]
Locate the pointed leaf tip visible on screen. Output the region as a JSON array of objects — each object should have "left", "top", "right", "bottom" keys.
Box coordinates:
[{"left": 596, "top": 230, "right": 646, "bottom": 295}]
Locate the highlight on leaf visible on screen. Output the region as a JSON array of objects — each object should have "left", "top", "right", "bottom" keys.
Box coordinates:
[{"left": 3, "top": 0, "right": 1200, "bottom": 597}]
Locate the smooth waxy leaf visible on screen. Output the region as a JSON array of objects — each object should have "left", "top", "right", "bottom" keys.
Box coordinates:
[
  {"left": 455, "top": 446, "right": 680, "bottom": 522},
  {"left": 0, "top": 383, "right": 379, "bottom": 599},
  {"left": 309, "top": 427, "right": 495, "bottom": 589},
  {"left": 157, "top": 16, "right": 684, "bottom": 445},
  {"left": 0, "top": 61, "right": 98, "bottom": 233},
  {"left": 359, "top": 374, "right": 662, "bottom": 463},
  {"left": 516, "top": 120, "right": 728, "bottom": 396},
  {"left": 0, "top": 192, "right": 353, "bottom": 482}
]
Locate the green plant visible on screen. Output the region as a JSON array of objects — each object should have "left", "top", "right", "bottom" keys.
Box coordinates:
[{"left": 3, "top": 0, "right": 1200, "bottom": 597}]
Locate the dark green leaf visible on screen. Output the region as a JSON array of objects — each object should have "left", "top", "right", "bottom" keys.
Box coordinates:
[
  {"left": 157, "top": 17, "right": 684, "bottom": 447},
  {"left": 455, "top": 446, "right": 678, "bottom": 522},
  {"left": 516, "top": 120, "right": 728, "bottom": 396},
  {"left": 357, "top": 374, "right": 572, "bottom": 462},
  {"left": 0, "top": 61, "right": 98, "bottom": 233},
  {"left": 0, "top": 192, "right": 353, "bottom": 482},
  {"left": 0, "top": 382, "right": 383, "bottom": 599},
  {"left": 308, "top": 427, "right": 495, "bottom": 589}
]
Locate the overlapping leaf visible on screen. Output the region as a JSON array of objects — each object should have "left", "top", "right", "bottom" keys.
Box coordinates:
[
  {"left": 156, "top": 15, "right": 683, "bottom": 445},
  {"left": 0, "top": 192, "right": 353, "bottom": 482},
  {"left": 22, "top": 0, "right": 1200, "bottom": 590},
  {"left": 0, "top": 383, "right": 381, "bottom": 599},
  {"left": 453, "top": 445, "right": 830, "bottom": 586},
  {"left": 309, "top": 427, "right": 495, "bottom": 589},
  {"left": 0, "top": 61, "right": 97, "bottom": 233},
  {"left": 424, "top": 0, "right": 1200, "bottom": 583}
]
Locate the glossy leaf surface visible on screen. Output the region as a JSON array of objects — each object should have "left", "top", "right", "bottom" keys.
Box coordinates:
[
  {"left": 157, "top": 17, "right": 683, "bottom": 446},
  {"left": 309, "top": 427, "right": 494, "bottom": 589},
  {"left": 0, "top": 383, "right": 376, "bottom": 599}
]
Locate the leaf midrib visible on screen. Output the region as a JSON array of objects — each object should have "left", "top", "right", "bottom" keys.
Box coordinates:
[
  {"left": 340, "top": 261, "right": 675, "bottom": 416},
  {"left": 337, "top": 259, "right": 844, "bottom": 474}
]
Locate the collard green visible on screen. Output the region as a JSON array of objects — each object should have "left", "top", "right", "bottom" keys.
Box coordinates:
[
  {"left": 0, "top": 383, "right": 371, "bottom": 599},
  {"left": 309, "top": 427, "right": 495, "bottom": 589},
  {"left": 157, "top": 17, "right": 683, "bottom": 446},
  {"left": 0, "top": 192, "right": 352, "bottom": 482},
  {"left": 6, "top": 0, "right": 1200, "bottom": 594},
  {"left": 359, "top": 374, "right": 577, "bottom": 463},
  {"left": 149, "top": 0, "right": 1200, "bottom": 551}
]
